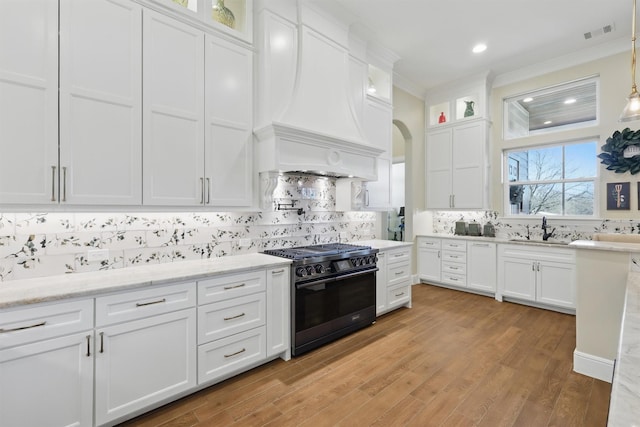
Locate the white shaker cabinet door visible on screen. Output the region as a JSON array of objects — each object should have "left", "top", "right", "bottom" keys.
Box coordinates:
[
  {"left": 95, "top": 308, "right": 197, "bottom": 425},
  {"left": 204, "top": 35, "right": 253, "bottom": 207},
  {"left": 0, "top": 332, "right": 94, "bottom": 427},
  {"left": 59, "top": 0, "right": 142, "bottom": 205},
  {"left": 143, "top": 10, "right": 205, "bottom": 206},
  {"left": 0, "top": 0, "right": 58, "bottom": 204},
  {"left": 425, "top": 128, "right": 453, "bottom": 209},
  {"left": 451, "top": 121, "right": 486, "bottom": 209}
]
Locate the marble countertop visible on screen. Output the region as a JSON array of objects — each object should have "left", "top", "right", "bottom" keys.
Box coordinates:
[
  {"left": 0, "top": 253, "right": 291, "bottom": 310},
  {"left": 355, "top": 239, "right": 413, "bottom": 250},
  {"left": 417, "top": 233, "right": 571, "bottom": 248},
  {"left": 569, "top": 240, "right": 640, "bottom": 253},
  {"left": 608, "top": 271, "right": 640, "bottom": 426}
]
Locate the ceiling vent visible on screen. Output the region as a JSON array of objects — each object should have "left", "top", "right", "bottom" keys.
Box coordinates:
[{"left": 584, "top": 24, "right": 614, "bottom": 40}]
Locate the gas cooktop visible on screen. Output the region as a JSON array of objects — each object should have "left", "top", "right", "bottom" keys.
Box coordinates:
[{"left": 263, "top": 243, "right": 372, "bottom": 260}]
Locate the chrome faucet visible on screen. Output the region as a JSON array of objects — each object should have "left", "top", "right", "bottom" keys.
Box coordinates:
[{"left": 542, "top": 216, "right": 555, "bottom": 241}]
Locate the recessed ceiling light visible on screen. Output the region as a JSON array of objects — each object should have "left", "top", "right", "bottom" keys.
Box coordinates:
[
  {"left": 472, "top": 43, "right": 487, "bottom": 53},
  {"left": 523, "top": 97, "right": 534, "bottom": 103},
  {"left": 564, "top": 98, "right": 577, "bottom": 104},
  {"left": 544, "top": 120, "right": 553, "bottom": 125}
]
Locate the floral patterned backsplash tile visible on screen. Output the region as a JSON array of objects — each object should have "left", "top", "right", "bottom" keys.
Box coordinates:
[
  {"left": 0, "top": 174, "right": 377, "bottom": 282},
  {"left": 432, "top": 211, "right": 640, "bottom": 242}
]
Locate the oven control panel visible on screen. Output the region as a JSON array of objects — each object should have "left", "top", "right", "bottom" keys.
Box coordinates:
[{"left": 294, "top": 254, "right": 377, "bottom": 280}]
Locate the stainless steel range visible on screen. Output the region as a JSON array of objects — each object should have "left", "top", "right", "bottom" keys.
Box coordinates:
[{"left": 263, "top": 243, "right": 378, "bottom": 356}]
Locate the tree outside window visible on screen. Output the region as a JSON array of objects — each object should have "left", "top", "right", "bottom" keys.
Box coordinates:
[{"left": 505, "top": 141, "right": 597, "bottom": 216}]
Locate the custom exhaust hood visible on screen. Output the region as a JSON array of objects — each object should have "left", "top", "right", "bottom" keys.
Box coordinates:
[{"left": 253, "top": 1, "right": 384, "bottom": 184}]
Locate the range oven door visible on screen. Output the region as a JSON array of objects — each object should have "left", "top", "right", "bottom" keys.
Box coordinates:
[{"left": 293, "top": 268, "right": 376, "bottom": 356}]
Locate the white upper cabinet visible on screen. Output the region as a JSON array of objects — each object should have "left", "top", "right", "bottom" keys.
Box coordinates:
[
  {"left": 426, "top": 120, "right": 488, "bottom": 209},
  {"left": 143, "top": 11, "right": 253, "bottom": 207},
  {"left": 204, "top": 35, "right": 253, "bottom": 206},
  {"left": 0, "top": 0, "right": 58, "bottom": 204},
  {"left": 60, "top": 0, "right": 143, "bottom": 205},
  {"left": 425, "top": 75, "right": 491, "bottom": 210},
  {"left": 143, "top": 10, "right": 205, "bottom": 206}
]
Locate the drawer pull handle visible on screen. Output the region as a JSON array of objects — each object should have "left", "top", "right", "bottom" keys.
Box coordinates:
[
  {"left": 395, "top": 292, "right": 405, "bottom": 297},
  {"left": 223, "top": 312, "right": 246, "bottom": 321},
  {"left": 224, "top": 348, "right": 246, "bottom": 358},
  {"left": 272, "top": 269, "right": 285, "bottom": 274},
  {"left": 450, "top": 277, "right": 459, "bottom": 281},
  {"left": 86, "top": 335, "right": 91, "bottom": 357},
  {"left": 395, "top": 271, "right": 404, "bottom": 275},
  {"left": 450, "top": 266, "right": 459, "bottom": 270},
  {"left": 99, "top": 332, "right": 104, "bottom": 353},
  {"left": 473, "top": 243, "right": 490, "bottom": 247},
  {"left": 394, "top": 254, "right": 404, "bottom": 257},
  {"left": 450, "top": 255, "right": 459, "bottom": 259},
  {"left": 0, "top": 321, "right": 46, "bottom": 333},
  {"left": 224, "top": 283, "right": 246, "bottom": 290},
  {"left": 136, "top": 298, "right": 166, "bottom": 307}
]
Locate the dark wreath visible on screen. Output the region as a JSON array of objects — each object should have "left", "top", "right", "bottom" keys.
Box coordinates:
[{"left": 598, "top": 128, "right": 640, "bottom": 174}]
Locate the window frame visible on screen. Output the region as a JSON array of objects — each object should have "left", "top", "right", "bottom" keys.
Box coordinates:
[
  {"left": 502, "top": 76, "right": 600, "bottom": 141},
  {"left": 502, "top": 139, "right": 599, "bottom": 218}
]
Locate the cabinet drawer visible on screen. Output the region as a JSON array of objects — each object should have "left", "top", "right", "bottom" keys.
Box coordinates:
[
  {"left": 442, "top": 240, "right": 466, "bottom": 251},
  {"left": 0, "top": 299, "right": 93, "bottom": 349},
  {"left": 388, "top": 262, "right": 411, "bottom": 287},
  {"left": 198, "top": 326, "right": 266, "bottom": 385},
  {"left": 442, "top": 251, "right": 466, "bottom": 264},
  {"left": 387, "top": 283, "right": 411, "bottom": 308},
  {"left": 417, "top": 237, "right": 440, "bottom": 249},
  {"left": 198, "top": 270, "right": 266, "bottom": 305},
  {"left": 96, "top": 282, "right": 196, "bottom": 327},
  {"left": 198, "top": 293, "right": 266, "bottom": 344},
  {"left": 442, "top": 262, "right": 466, "bottom": 275},
  {"left": 386, "top": 248, "right": 411, "bottom": 265},
  {"left": 441, "top": 272, "right": 466, "bottom": 287}
]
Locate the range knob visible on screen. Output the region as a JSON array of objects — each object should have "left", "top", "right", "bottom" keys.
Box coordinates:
[
  {"left": 315, "top": 264, "right": 326, "bottom": 274},
  {"left": 306, "top": 266, "right": 315, "bottom": 275},
  {"left": 296, "top": 267, "right": 308, "bottom": 277}
]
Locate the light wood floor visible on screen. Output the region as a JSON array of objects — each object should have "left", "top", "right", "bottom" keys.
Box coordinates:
[{"left": 120, "top": 284, "right": 611, "bottom": 427}]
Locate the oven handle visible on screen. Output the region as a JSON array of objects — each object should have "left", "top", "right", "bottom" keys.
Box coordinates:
[{"left": 295, "top": 267, "right": 378, "bottom": 290}]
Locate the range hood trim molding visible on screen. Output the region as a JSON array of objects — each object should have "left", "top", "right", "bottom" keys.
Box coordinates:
[{"left": 254, "top": 122, "right": 385, "bottom": 157}]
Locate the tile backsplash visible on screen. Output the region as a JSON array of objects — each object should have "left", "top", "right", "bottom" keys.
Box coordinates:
[
  {"left": 0, "top": 175, "right": 377, "bottom": 282},
  {"left": 433, "top": 211, "right": 640, "bottom": 242}
]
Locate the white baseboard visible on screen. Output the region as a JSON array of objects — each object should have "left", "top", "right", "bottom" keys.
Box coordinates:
[
  {"left": 411, "top": 274, "right": 419, "bottom": 285},
  {"left": 573, "top": 350, "right": 614, "bottom": 383}
]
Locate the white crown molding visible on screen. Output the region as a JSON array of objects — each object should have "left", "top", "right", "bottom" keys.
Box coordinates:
[{"left": 392, "top": 72, "right": 426, "bottom": 100}]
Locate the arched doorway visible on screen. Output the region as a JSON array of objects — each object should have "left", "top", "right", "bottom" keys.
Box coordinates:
[{"left": 385, "top": 119, "right": 412, "bottom": 241}]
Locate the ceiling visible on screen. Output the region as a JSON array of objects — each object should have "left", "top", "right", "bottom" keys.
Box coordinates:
[{"left": 308, "top": 0, "right": 633, "bottom": 95}]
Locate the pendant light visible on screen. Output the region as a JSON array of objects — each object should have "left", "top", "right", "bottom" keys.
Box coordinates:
[{"left": 621, "top": 0, "right": 640, "bottom": 122}]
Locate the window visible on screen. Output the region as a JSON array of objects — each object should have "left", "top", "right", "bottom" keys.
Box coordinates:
[
  {"left": 503, "top": 76, "right": 599, "bottom": 140},
  {"left": 504, "top": 140, "right": 597, "bottom": 216}
]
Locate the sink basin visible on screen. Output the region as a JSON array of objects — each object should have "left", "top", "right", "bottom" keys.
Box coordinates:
[{"left": 508, "top": 239, "right": 569, "bottom": 246}]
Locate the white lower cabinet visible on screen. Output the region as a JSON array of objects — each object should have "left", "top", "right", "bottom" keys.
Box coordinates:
[
  {"left": 197, "top": 270, "right": 268, "bottom": 385},
  {"left": 266, "top": 267, "right": 291, "bottom": 359},
  {"left": 94, "top": 282, "right": 197, "bottom": 426},
  {"left": 440, "top": 239, "right": 466, "bottom": 287},
  {"left": 0, "top": 299, "right": 94, "bottom": 427},
  {"left": 498, "top": 244, "right": 576, "bottom": 311},
  {"left": 417, "top": 236, "right": 497, "bottom": 296},
  {"left": 376, "top": 245, "right": 412, "bottom": 315},
  {"left": 417, "top": 237, "right": 441, "bottom": 283},
  {"left": 467, "top": 241, "right": 497, "bottom": 293},
  {"left": 1, "top": 264, "right": 291, "bottom": 426}
]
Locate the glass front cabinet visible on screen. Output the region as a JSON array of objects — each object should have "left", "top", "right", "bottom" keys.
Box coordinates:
[{"left": 150, "top": 0, "right": 252, "bottom": 42}]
